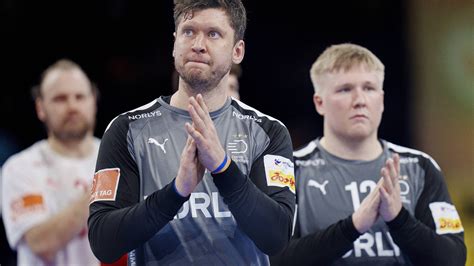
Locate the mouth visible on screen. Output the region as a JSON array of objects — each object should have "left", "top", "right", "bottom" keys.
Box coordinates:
[
  {"left": 186, "top": 59, "right": 209, "bottom": 65},
  {"left": 350, "top": 114, "right": 368, "bottom": 120},
  {"left": 63, "top": 113, "right": 83, "bottom": 123}
]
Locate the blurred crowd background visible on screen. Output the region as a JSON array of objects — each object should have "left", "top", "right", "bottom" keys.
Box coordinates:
[{"left": 1, "top": 0, "right": 472, "bottom": 264}]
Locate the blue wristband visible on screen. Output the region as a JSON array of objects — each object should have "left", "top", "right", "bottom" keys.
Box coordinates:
[
  {"left": 172, "top": 179, "right": 186, "bottom": 198},
  {"left": 211, "top": 154, "right": 228, "bottom": 174}
]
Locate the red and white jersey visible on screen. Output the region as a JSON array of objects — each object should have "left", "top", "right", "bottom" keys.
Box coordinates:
[{"left": 2, "top": 139, "right": 100, "bottom": 266}]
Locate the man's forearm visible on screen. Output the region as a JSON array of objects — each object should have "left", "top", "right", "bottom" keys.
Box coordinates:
[
  {"left": 272, "top": 216, "right": 360, "bottom": 266},
  {"left": 88, "top": 180, "right": 188, "bottom": 263},
  {"left": 212, "top": 161, "right": 294, "bottom": 255},
  {"left": 388, "top": 207, "right": 467, "bottom": 266},
  {"left": 25, "top": 193, "right": 90, "bottom": 262}
]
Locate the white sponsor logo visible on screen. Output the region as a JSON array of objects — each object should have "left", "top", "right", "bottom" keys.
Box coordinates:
[
  {"left": 227, "top": 139, "right": 248, "bottom": 154},
  {"left": 264, "top": 154, "right": 295, "bottom": 193},
  {"left": 231, "top": 155, "right": 249, "bottom": 163},
  {"left": 128, "top": 110, "right": 162, "bottom": 120},
  {"left": 148, "top": 138, "right": 168, "bottom": 153},
  {"left": 429, "top": 202, "right": 464, "bottom": 234},
  {"left": 232, "top": 111, "right": 262, "bottom": 122},
  {"left": 295, "top": 159, "right": 326, "bottom": 167},
  {"left": 307, "top": 180, "right": 329, "bottom": 195},
  {"left": 343, "top": 232, "right": 400, "bottom": 258},
  {"left": 399, "top": 157, "right": 419, "bottom": 164},
  {"left": 399, "top": 179, "right": 411, "bottom": 204},
  {"left": 174, "top": 192, "right": 232, "bottom": 219}
]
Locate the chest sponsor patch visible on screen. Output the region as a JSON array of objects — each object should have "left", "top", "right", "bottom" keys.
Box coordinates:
[
  {"left": 90, "top": 168, "right": 120, "bottom": 203},
  {"left": 263, "top": 155, "right": 295, "bottom": 193},
  {"left": 10, "top": 194, "right": 45, "bottom": 221},
  {"left": 429, "top": 202, "right": 464, "bottom": 234}
]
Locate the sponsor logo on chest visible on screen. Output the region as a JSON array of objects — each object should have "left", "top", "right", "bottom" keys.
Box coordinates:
[{"left": 128, "top": 110, "right": 162, "bottom": 120}]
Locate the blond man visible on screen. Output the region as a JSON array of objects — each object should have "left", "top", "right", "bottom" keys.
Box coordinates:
[{"left": 272, "top": 43, "right": 466, "bottom": 265}]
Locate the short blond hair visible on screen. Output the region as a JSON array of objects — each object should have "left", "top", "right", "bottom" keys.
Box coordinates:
[{"left": 310, "top": 43, "right": 385, "bottom": 95}]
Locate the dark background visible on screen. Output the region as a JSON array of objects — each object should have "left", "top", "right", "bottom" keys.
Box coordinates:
[
  {"left": 0, "top": 0, "right": 410, "bottom": 152},
  {"left": 6, "top": 2, "right": 474, "bottom": 265}
]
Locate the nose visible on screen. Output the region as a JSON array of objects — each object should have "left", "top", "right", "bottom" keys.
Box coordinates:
[
  {"left": 66, "top": 96, "right": 81, "bottom": 111},
  {"left": 353, "top": 87, "right": 367, "bottom": 108},
  {"left": 191, "top": 33, "right": 206, "bottom": 54}
]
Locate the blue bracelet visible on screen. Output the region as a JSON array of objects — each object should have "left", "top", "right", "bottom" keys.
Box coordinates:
[
  {"left": 172, "top": 179, "right": 187, "bottom": 198},
  {"left": 211, "top": 154, "right": 228, "bottom": 174}
]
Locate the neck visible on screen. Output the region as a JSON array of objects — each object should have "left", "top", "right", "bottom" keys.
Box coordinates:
[
  {"left": 320, "top": 134, "right": 382, "bottom": 161},
  {"left": 170, "top": 79, "right": 228, "bottom": 112},
  {"left": 47, "top": 134, "right": 95, "bottom": 158}
]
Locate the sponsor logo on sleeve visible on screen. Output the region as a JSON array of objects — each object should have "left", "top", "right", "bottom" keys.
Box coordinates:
[
  {"left": 10, "top": 194, "right": 45, "bottom": 221},
  {"left": 264, "top": 155, "right": 295, "bottom": 193},
  {"left": 429, "top": 202, "right": 464, "bottom": 234},
  {"left": 90, "top": 168, "right": 120, "bottom": 203}
]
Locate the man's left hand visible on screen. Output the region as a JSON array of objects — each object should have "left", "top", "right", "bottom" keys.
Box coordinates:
[
  {"left": 379, "top": 154, "right": 403, "bottom": 222},
  {"left": 185, "top": 94, "right": 227, "bottom": 173}
]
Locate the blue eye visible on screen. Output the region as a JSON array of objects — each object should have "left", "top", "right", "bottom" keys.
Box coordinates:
[
  {"left": 183, "top": 29, "right": 193, "bottom": 37},
  {"left": 208, "top": 31, "right": 221, "bottom": 39}
]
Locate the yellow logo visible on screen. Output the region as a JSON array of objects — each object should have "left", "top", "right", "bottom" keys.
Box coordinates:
[
  {"left": 438, "top": 217, "right": 463, "bottom": 233},
  {"left": 268, "top": 170, "right": 295, "bottom": 193}
]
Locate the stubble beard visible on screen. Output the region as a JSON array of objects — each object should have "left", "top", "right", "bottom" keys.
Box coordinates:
[
  {"left": 47, "top": 115, "right": 94, "bottom": 143},
  {"left": 176, "top": 62, "right": 231, "bottom": 94}
]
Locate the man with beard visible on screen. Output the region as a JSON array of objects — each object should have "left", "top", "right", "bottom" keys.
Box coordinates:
[
  {"left": 2, "top": 59, "right": 100, "bottom": 266},
  {"left": 88, "top": 0, "right": 295, "bottom": 265},
  {"left": 172, "top": 63, "right": 243, "bottom": 100}
]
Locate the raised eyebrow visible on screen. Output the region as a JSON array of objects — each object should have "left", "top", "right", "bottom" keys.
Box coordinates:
[
  {"left": 179, "top": 26, "right": 193, "bottom": 33},
  {"left": 208, "top": 26, "right": 225, "bottom": 35}
]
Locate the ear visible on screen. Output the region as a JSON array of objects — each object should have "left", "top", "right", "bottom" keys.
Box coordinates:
[
  {"left": 232, "top": 40, "right": 245, "bottom": 64},
  {"left": 36, "top": 99, "right": 46, "bottom": 122},
  {"left": 381, "top": 90, "right": 385, "bottom": 113},
  {"left": 172, "top": 32, "right": 177, "bottom": 58},
  {"left": 313, "top": 93, "right": 325, "bottom": 116}
]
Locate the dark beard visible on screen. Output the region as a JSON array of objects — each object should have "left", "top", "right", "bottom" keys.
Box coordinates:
[
  {"left": 176, "top": 62, "right": 231, "bottom": 93},
  {"left": 184, "top": 74, "right": 215, "bottom": 94}
]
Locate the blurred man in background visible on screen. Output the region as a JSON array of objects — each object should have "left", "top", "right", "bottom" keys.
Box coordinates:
[
  {"left": 225, "top": 63, "right": 242, "bottom": 100},
  {"left": 2, "top": 59, "right": 100, "bottom": 266}
]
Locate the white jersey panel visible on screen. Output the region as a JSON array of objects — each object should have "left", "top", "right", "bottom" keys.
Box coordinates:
[{"left": 2, "top": 139, "right": 100, "bottom": 266}]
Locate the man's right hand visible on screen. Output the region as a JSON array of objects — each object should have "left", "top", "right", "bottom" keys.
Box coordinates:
[
  {"left": 175, "top": 136, "right": 205, "bottom": 197},
  {"left": 352, "top": 180, "right": 382, "bottom": 233}
]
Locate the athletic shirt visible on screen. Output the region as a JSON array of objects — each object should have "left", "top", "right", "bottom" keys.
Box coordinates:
[
  {"left": 89, "top": 96, "right": 295, "bottom": 265},
  {"left": 287, "top": 138, "right": 465, "bottom": 265},
  {"left": 2, "top": 139, "right": 100, "bottom": 266}
]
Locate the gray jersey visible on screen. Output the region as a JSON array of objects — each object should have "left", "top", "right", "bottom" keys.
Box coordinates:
[
  {"left": 89, "top": 96, "right": 295, "bottom": 265},
  {"left": 290, "top": 138, "right": 465, "bottom": 265}
]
